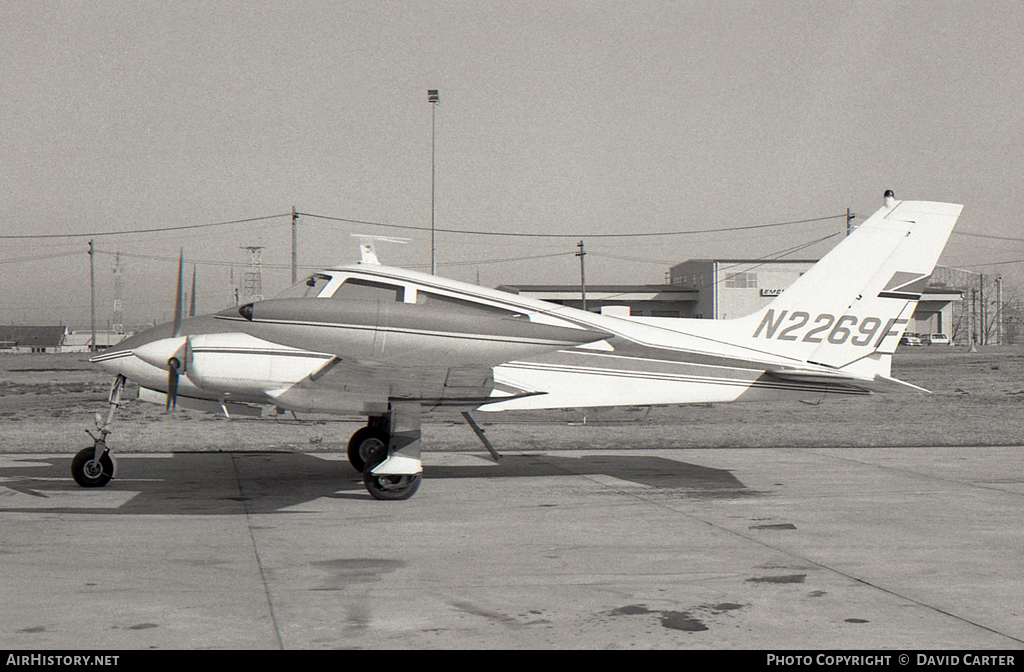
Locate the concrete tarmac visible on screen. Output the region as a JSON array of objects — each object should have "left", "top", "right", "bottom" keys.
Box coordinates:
[{"left": 1, "top": 444, "right": 1022, "bottom": 650}]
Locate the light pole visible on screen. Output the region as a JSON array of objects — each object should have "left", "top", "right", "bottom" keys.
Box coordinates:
[
  {"left": 428, "top": 89, "right": 439, "bottom": 274},
  {"left": 89, "top": 240, "right": 95, "bottom": 352}
]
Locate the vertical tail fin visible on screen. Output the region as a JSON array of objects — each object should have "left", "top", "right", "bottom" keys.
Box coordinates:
[{"left": 737, "top": 194, "right": 962, "bottom": 373}]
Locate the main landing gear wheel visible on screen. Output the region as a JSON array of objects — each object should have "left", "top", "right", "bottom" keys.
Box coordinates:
[
  {"left": 347, "top": 426, "right": 389, "bottom": 473},
  {"left": 362, "top": 443, "right": 421, "bottom": 501},
  {"left": 71, "top": 446, "right": 114, "bottom": 488}
]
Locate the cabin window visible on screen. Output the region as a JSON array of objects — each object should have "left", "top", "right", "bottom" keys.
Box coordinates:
[
  {"left": 330, "top": 278, "right": 405, "bottom": 302},
  {"left": 416, "top": 291, "right": 525, "bottom": 318},
  {"left": 274, "top": 273, "right": 333, "bottom": 299}
]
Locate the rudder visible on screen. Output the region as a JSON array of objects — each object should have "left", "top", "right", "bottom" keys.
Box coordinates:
[{"left": 737, "top": 195, "right": 963, "bottom": 373}]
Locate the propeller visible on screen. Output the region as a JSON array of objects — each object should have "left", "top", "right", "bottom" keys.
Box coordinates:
[
  {"left": 166, "top": 356, "right": 181, "bottom": 411},
  {"left": 189, "top": 263, "right": 197, "bottom": 317},
  {"left": 130, "top": 335, "right": 190, "bottom": 411},
  {"left": 167, "top": 250, "right": 185, "bottom": 411},
  {"left": 172, "top": 248, "right": 184, "bottom": 338}
]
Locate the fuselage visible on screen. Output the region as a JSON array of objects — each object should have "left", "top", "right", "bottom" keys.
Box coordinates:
[{"left": 92, "top": 261, "right": 875, "bottom": 416}]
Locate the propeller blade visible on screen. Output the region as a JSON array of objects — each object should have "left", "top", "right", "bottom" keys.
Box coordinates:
[
  {"left": 189, "top": 264, "right": 197, "bottom": 317},
  {"left": 166, "top": 356, "right": 180, "bottom": 411},
  {"left": 172, "top": 249, "right": 184, "bottom": 337}
]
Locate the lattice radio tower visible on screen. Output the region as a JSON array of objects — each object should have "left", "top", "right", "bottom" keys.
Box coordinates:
[
  {"left": 112, "top": 251, "right": 124, "bottom": 334},
  {"left": 241, "top": 246, "right": 265, "bottom": 303}
]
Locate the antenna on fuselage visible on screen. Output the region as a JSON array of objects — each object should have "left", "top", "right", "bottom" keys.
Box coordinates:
[{"left": 350, "top": 234, "right": 410, "bottom": 265}]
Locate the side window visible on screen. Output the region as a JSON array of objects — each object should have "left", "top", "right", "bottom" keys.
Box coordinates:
[
  {"left": 330, "top": 278, "right": 404, "bottom": 302},
  {"left": 416, "top": 291, "right": 525, "bottom": 318}
]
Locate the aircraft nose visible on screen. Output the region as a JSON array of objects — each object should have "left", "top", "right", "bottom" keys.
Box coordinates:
[{"left": 89, "top": 348, "right": 134, "bottom": 375}]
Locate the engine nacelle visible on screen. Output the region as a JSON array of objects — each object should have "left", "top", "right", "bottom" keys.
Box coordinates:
[{"left": 185, "top": 332, "right": 333, "bottom": 396}]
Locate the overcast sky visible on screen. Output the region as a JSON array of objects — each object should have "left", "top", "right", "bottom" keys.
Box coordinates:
[{"left": 2, "top": 1, "right": 1023, "bottom": 328}]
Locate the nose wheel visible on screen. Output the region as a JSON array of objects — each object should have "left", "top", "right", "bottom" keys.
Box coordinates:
[
  {"left": 72, "top": 444, "right": 114, "bottom": 487},
  {"left": 72, "top": 375, "right": 124, "bottom": 488}
]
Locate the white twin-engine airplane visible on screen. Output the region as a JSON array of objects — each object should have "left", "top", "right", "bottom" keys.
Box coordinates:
[{"left": 84, "top": 191, "right": 962, "bottom": 500}]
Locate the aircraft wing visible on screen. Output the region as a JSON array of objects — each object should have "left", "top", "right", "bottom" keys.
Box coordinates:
[{"left": 263, "top": 356, "right": 543, "bottom": 413}]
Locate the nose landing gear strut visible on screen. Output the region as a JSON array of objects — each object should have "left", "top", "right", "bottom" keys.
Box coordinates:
[{"left": 72, "top": 375, "right": 125, "bottom": 488}]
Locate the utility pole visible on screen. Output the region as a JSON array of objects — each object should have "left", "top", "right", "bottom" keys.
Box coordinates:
[
  {"left": 576, "top": 240, "right": 587, "bottom": 312},
  {"left": 428, "top": 89, "right": 440, "bottom": 274},
  {"left": 980, "top": 273, "right": 986, "bottom": 345},
  {"left": 970, "top": 287, "right": 978, "bottom": 351},
  {"left": 846, "top": 208, "right": 856, "bottom": 236},
  {"left": 112, "top": 251, "right": 124, "bottom": 335},
  {"left": 89, "top": 240, "right": 96, "bottom": 352},
  {"left": 996, "top": 276, "right": 1002, "bottom": 345},
  {"left": 291, "top": 206, "right": 299, "bottom": 285}
]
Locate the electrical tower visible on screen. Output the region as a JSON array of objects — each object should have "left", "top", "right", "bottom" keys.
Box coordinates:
[
  {"left": 241, "top": 246, "right": 265, "bottom": 303},
  {"left": 112, "top": 252, "right": 124, "bottom": 334}
]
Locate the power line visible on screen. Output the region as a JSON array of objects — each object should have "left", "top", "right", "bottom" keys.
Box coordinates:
[
  {"left": 713, "top": 232, "right": 840, "bottom": 284},
  {"left": 2, "top": 209, "right": 848, "bottom": 242},
  {"left": 7, "top": 224, "right": 844, "bottom": 272},
  {"left": 0, "top": 213, "right": 293, "bottom": 240},
  {"left": 0, "top": 250, "right": 83, "bottom": 265},
  {"left": 92, "top": 248, "right": 293, "bottom": 270},
  {"left": 431, "top": 251, "right": 575, "bottom": 269},
  {"left": 10, "top": 210, "right": 1017, "bottom": 245},
  {"left": 591, "top": 231, "right": 839, "bottom": 266},
  {"left": 93, "top": 247, "right": 578, "bottom": 273},
  {"left": 960, "top": 258, "right": 1024, "bottom": 269},
  {"left": 586, "top": 252, "right": 675, "bottom": 265},
  {"left": 298, "top": 211, "right": 849, "bottom": 239},
  {"left": 954, "top": 231, "right": 1024, "bottom": 243}
]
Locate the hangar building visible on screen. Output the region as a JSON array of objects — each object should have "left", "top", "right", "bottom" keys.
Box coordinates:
[
  {"left": 496, "top": 284, "right": 697, "bottom": 318},
  {"left": 0, "top": 326, "right": 68, "bottom": 353},
  {"left": 503, "top": 258, "right": 961, "bottom": 339},
  {"left": 668, "top": 259, "right": 962, "bottom": 336}
]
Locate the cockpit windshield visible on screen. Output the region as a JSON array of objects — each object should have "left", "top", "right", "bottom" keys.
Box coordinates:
[{"left": 273, "top": 273, "right": 333, "bottom": 299}]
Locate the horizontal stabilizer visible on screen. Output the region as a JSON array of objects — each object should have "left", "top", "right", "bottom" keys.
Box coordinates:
[
  {"left": 766, "top": 368, "right": 931, "bottom": 394},
  {"left": 870, "top": 375, "right": 931, "bottom": 394}
]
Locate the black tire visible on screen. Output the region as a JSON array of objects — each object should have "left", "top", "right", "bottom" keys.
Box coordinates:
[
  {"left": 347, "top": 426, "right": 389, "bottom": 473},
  {"left": 363, "top": 472, "right": 422, "bottom": 501},
  {"left": 361, "top": 440, "right": 421, "bottom": 500},
  {"left": 71, "top": 446, "right": 114, "bottom": 488}
]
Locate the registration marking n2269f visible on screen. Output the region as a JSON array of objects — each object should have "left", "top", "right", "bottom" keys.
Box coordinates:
[{"left": 752, "top": 309, "right": 907, "bottom": 347}]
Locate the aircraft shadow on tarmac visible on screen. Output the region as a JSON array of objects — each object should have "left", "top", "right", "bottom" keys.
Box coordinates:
[{"left": 0, "top": 452, "right": 747, "bottom": 515}]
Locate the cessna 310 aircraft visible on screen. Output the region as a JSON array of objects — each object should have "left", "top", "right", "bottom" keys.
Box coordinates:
[{"left": 82, "top": 191, "right": 962, "bottom": 500}]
